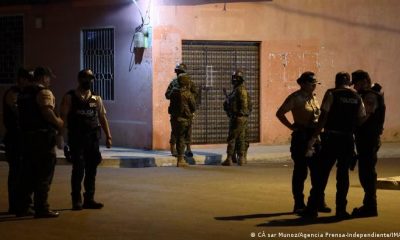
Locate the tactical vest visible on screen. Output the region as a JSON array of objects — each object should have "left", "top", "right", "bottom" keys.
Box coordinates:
[
  {"left": 3, "top": 86, "right": 20, "bottom": 131},
  {"left": 225, "top": 84, "right": 251, "bottom": 117},
  {"left": 17, "top": 85, "right": 53, "bottom": 131},
  {"left": 169, "top": 88, "right": 193, "bottom": 119},
  {"left": 67, "top": 90, "right": 100, "bottom": 134},
  {"left": 358, "top": 89, "right": 385, "bottom": 136},
  {"left": 324, "top": 88, "right": 362, "bottom": 133}
]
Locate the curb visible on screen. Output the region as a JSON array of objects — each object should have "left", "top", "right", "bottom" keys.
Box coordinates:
[{"left": 377, "top": 177, "right": 400, "bottom": 190}]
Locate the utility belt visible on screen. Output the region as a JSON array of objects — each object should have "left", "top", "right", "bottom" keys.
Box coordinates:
[
  {"left": 22, "top": 128, "right": 56, "bottom": 135},
  {"left": 69, "top": 127, "right": 101, "bottom": 139},
  {"left": 323, "top": 129, "right": 353, "bottom": 136}
]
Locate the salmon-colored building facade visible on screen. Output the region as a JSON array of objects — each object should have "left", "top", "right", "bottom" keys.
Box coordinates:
[{"left": 1, "top": 0, "right": 400, "bottom": 150}]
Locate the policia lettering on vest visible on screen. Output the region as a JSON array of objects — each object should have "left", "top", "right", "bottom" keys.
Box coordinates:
[
  {"left": 300, "top": 72, "right": 366, "bottom": 219},
  {"left": 60, "top": 69, "right": 112, "bottom": 210}
]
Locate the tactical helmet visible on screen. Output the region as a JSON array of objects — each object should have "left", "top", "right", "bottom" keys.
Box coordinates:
[
  {"left": 175, "top": 63, "right": 187, "bottom": 73},
  {"left": 232, "top": 70, "right": 244, "bottom": 82}
]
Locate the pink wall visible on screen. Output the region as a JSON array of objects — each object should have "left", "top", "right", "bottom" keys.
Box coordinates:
[
  {"left": 0, "top": 0, "right": 153, "bottom": 148},
  {"left": 152, "top": 0, "right": 400, "bottom": 149},
  {"left": 2, "top": 0, "right": 400, "bottom": 150}
]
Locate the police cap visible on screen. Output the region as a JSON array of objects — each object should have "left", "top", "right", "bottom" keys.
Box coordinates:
[
  {"left": 78, "top": 69, "right": 95, "bottom": 79},
  {"left": 34, "top": 66, "right": 56, "bottom": 80},
  {"left": 297, "top": 71, "right": 319, "bottom": 85}
]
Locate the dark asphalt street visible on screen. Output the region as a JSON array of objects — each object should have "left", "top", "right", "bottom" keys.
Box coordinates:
[{"left": 0, "top": 159, "right": 399, "bottom": 240}]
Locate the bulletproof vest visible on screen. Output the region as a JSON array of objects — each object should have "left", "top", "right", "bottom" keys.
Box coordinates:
[
  {"left": 358, "top": 89, "right": 386, "bottom": 136},
  {"left": 2, "top": 86, "right": 20, "bottom": 131},
  {"left": 169, "top": 88, "right": 193, "bottom": 119},
  {"left": 225, "top": 84, "right": 250, "bottom": 117},
  {"left": 67, "top": 90, "right": 100, "bottom": 134},
  {"left": 324, "top": 88, "right": 362, "bottom": 133},
  {"left": 17, "top": 85, "right": 53, "bottom": 131}
]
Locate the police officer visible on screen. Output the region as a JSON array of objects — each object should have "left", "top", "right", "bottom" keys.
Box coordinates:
[
  {"left": 301, "top": 72, "right": 366, "bottom": 219},
  {"left": 60, "top": 69, "right": 112, "bottom": 210},
  {"left": 276, "top": 71, "right": 330, "bottom": 214},
  {"left": 351, "top": 70, "right": 385, "bottom": 217},
  {"left": 165, "top": 63, "right": 198, "bottom": 157},
  {"left": 17, "top": 66, "right": 63, "bottom": 218},
  {"left": 2, "top": 68, "right": 31, "bottom": 214},
  {"left": 222, "top": 70, "right": 251, "bottom": 166},
  {"left": 169, "top": 73, "right": 196, "bottom": 167}
]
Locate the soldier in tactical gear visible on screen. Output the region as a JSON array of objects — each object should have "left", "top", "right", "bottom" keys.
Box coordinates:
[
  {"left": 169, "top": 73, "right": 196, "bottom": 167},
  {"left": 276, "top": 71, "right": 331, "bottom": 214},
  {"left": 301, "top": 72, "right": 366, "bottom": 219},
  {"left": 165, "top": 63, "right": 198, "bottom": 157},
  {"left": 17, "top": 66, "right": 63, "bottom": 218},
  {"left": 351, "top": 70, "right": 386, "bottom": 218},
  {"left": 60, "top": 69, "right": 112, "bottom": 210},
  {"left": 221, "top": 70, "right": 251, "bottom": 166},
  {"left": 2, "top": 68, "right": 32, "bottom": 214}
]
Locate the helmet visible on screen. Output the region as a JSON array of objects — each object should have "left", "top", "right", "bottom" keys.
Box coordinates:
[
  {"left": 175, "top": 63, "right": 187, "bottom": 73},
  {"left": 232, "top": 70, "right": 244, "bottom": 82}
]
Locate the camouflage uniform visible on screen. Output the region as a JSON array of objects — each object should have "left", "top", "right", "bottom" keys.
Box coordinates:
[
  {"left": 169, "top": 74, "right": 196, "bottom": 167},
  {"left": 165, "top": 65, "right": 198, "bottom": 156},
  {"left": 222, "top": 72, "right": 251, "bottom": 166}
]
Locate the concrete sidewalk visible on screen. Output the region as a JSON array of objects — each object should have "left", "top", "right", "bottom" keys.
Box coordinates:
[
  {"left": 1, "top": 142, "right": 400, "bottom": 189},
  {"left": 1, "top": 142, "right": 400, "bottom": 168},
  {"left": 57, "top": 141, "right": 400, "bottom": 167}
]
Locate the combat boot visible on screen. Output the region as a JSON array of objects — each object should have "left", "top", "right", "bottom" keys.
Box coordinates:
[
  {"left": 221, "top": 155, "right": 233, "bottom": 166},
  {"left": 83, "top": 193, "right": 104, "bottom": 209},
  {"left": 243, "top": 151, "right": 248, "bottom": 164},
  {"left": 232, "top": 153, "right": 238, "bottom": 163},
  {"left": 170, "top": 143, "right": 177, "bottom": 156},
  {"left": 185, "top": 144, "right": 193, "bottom": 157},
  {"left": 177, "top": 156, "right": 188, "bottom": 167},
  {"left": 238, "top": 155, "right": 246, "bottom": 166}
]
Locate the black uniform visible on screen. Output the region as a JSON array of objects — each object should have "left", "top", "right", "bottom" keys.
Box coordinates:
[
  {"left": 306, "top": 88, "right": 363, "bottom": 216},
  {"left": 17, "top": 85, "right": 57, "bottom": 215},
  {"left": 3, "top": 86, "right": 21, "bottom": 213},
  {"left": 355, "top": 89, "right": 385, "bottom": 211},
  {"left": 66, "top": 90, "right": 102, "bottom": 205}
]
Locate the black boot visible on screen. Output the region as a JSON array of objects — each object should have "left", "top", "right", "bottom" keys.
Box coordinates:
[
  {"left": 83, "top": 193, "right": 104, "bottom": 209},
  {"left": 72, "top": 194, "right": 83, "bottom": 211}
]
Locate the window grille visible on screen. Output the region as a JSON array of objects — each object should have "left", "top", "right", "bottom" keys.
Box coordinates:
[
  {"left": 182, "top": 40, "right": 260, "bottom": 144},
  {"left": 82, "top": 28, "right": 114, "bottom": 100},
  {"left": 0, "top": 15, "right": 23, "bottom": 85}
]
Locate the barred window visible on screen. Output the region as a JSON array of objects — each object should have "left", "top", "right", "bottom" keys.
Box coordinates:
[
  {"left": 0, "top": 15, "right": 23, "bottom": 85},
  {"left": 81, "top": 28, "right": 114, "bottom": 100}
]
